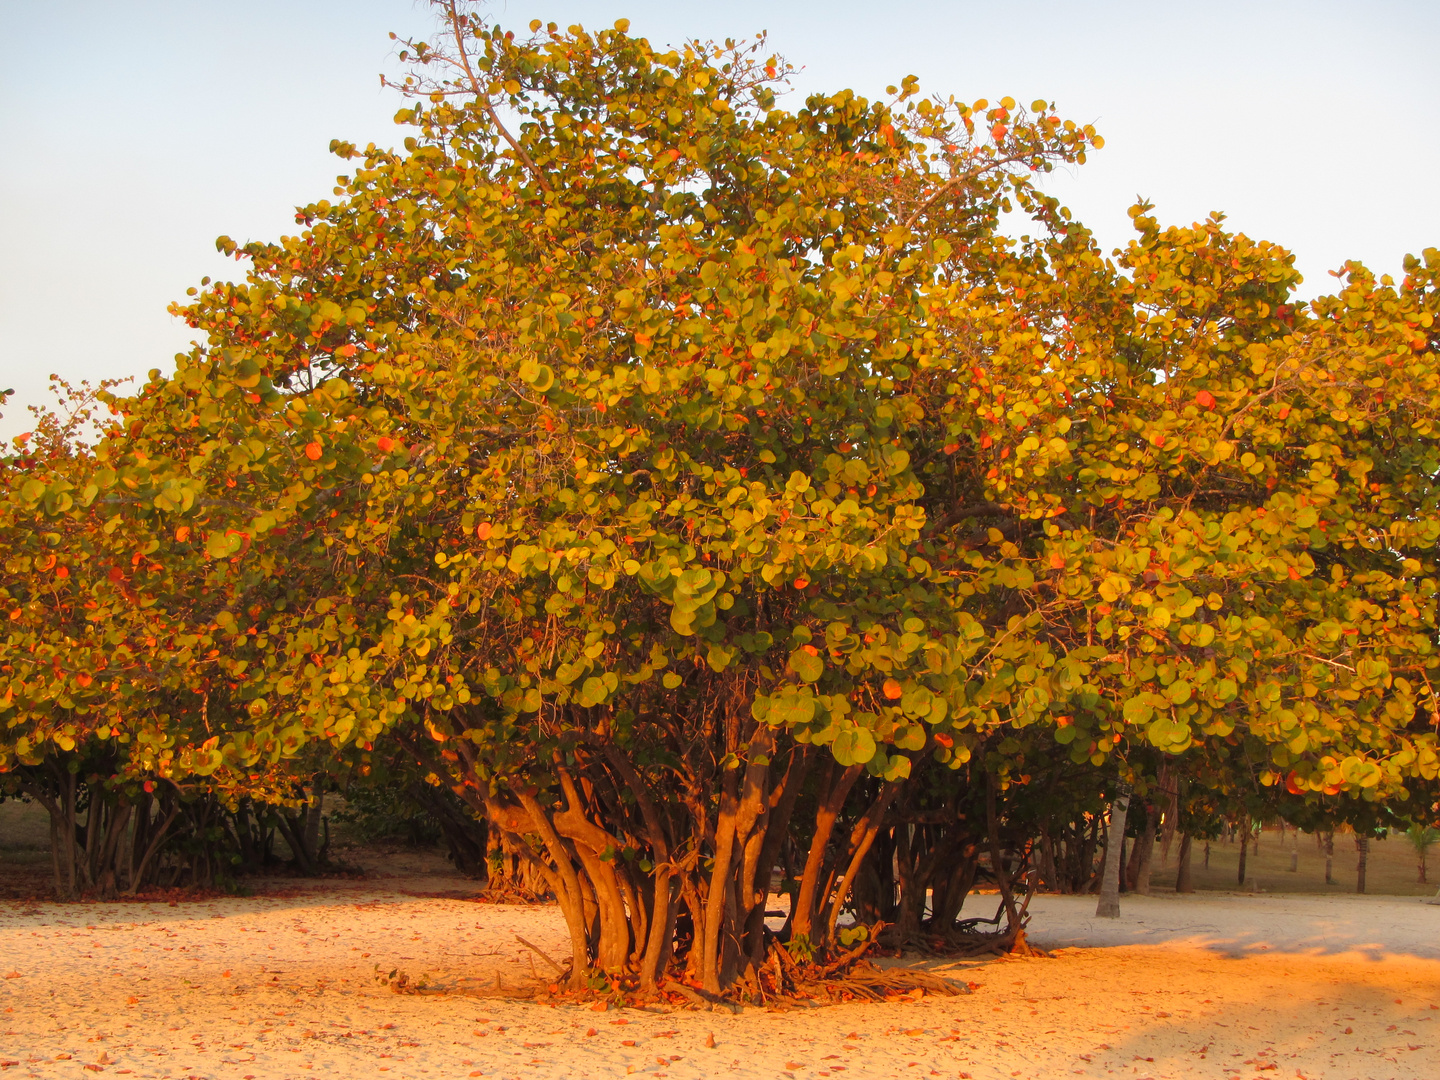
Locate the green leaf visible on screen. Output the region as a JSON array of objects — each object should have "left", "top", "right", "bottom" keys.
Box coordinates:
[
  {"left": 832, "top": 726, "right": 876, "bottom": 766},
  {"left": 1122, "top": 696, "right": 1153, "bottom": 725},
  {"left": 789, "top": 648, "right": 824, "bottom": 683}
]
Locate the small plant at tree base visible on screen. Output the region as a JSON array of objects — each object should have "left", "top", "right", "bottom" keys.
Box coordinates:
[{"left": 1406, "top": 823, "right": 1440, "bottom": 884}]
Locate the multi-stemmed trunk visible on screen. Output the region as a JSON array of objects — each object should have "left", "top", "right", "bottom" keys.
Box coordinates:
[
  {"left": 449, "top": 707, "right": 909, "bottom": 996},
  {"left": 18, "top": 756, "right": 180, "bottom": 899}
]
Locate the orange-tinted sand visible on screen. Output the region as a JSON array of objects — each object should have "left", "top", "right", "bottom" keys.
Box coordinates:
[{"left": 2, "top": 883, "right": 1437, "bottom": 1079}]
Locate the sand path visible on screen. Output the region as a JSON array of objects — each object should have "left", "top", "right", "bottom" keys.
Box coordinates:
[{"left": 2, "top": 880, "right": 1438, "bottom": 1079}]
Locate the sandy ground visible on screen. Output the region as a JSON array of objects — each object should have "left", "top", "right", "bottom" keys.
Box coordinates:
[{"left": 2, "top": 877, "right": 1439, "bottom": 1080}]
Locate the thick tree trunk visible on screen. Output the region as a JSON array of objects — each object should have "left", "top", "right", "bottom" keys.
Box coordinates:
[
  {"left": 505, "top": 788, "right": 592, "bottom": 983},
  {"left": 1175, "top": 832, "right": 1193, "bottom": 893},
  {"left": 932, "top": 844, "right": 981, "bottom": 929},
  {"left": 1095, "top": 784, "right": 1131, "bottom": 919},
  {"left": 1237, "top": 825, "right": 1249, "bottom": 887},
  {"left": 1323, "top": 830, "right": 1335, "bottom": 884},
  {"left": 1355, "top": 834, "right": 1369, "bottom": 894}
]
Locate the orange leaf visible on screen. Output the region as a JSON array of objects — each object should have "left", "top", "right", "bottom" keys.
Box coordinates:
[
  {"left": 377, "top": 436, "right": 394, "bottom": 453},
  {"left": 793, "top": 577, "right": 810, "bottom": 590},
  {"left": 1194, "top": 390, "right": 1216, "bottom": 409},
  {"left": 882, "top": 678, "right": 903, "bottom": 700},
  {"left": 175, "top": 526, "right": 191, "bottom": 542},
  {"left": 304, "top": 442, "right": 323, "bottom": 460},
  {"left": 476, "top": 522, "right": 493, "bottom": 540}
]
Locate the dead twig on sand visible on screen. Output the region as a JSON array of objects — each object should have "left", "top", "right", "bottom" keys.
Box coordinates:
[{"left": 514, "top": 934, "right": 567, "bottom": 977}]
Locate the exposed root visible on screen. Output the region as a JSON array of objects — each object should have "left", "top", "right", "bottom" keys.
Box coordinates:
[{"left": 786, "top": 960, "right": 971, "bottom": 1003}]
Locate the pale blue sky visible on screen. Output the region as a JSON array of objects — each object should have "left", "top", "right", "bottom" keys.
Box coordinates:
[{"left": 2, "top": 0, "right": 1436, "bottom": 438}]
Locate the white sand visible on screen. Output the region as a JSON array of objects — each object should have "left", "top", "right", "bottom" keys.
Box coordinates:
[{"left": 2, "top": 879, "right": 1438, "bottom": 1079}]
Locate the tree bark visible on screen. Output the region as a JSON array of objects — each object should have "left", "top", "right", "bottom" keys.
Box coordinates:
[
  {"left": 1133, "top": 807, "right": 1157, "bottom": 896},
  {"left": 985, "top": 772, "right": 1021, "bottom": 930},
  {"left": 820, "top": 781, "right": 901, "bottom": 946},
  {"left": 507, "top": 788, "right": 591, "bottom": 982},
  {"left": 789, "top": 762, "right": 863, "bottom": 944},
  {"left": 1237, "top": 823, "right": 1249, "bottom": 887},
  {"left": 1323, "top": 830, "right": 1335, "bottom": 885},
  {"left": 1355, "top": 834, "right": 1369, "bottom": 894},
  {"left": 1175, "top": 832, "right": 1193, "bottom": 893},
  {"left": 1095, "top": 784, "right": 1131, "bottom": 918}
]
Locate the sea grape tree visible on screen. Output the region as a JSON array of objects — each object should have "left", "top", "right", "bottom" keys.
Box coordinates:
[{"left": 4, "top": 1, "right": 1438, "bottom": 991}]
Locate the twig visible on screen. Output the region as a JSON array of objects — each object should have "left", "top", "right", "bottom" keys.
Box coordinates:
[{"left": 514, "top": 934, "right": 566, "bottom": 976}]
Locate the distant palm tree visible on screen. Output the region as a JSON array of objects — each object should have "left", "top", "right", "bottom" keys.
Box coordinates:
[{"left": 1405, "top": 824, "right": 1440, "bottom": 884}]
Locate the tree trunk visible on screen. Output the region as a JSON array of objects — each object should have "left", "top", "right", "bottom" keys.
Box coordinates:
[
  {"left": 1355, "top": 834, "right": 1369, "bottom": 894},
  {"left": 820, "top": 781, "right": 902, "bottom": 946},
  {"left": 1133, "top": 807, "right": 1157, "bottom": 895},
  {"left": 1175, "top": 832, "right": 1193, "bottom": 893},
  {"left": 302, "top": 786, "right": 324, "bottom": 858},
  {"left": 1237, "top": 825, "right": 1249, "bottom": 887},
  {"left": 1323, "top": 830, "right": 1335, "bottom": 885},
  {"left": 789, "top": 761, "right": 863, "bottom": 944},
  {"left": 1420, "top": 847, "right": 1429, "bottom": 885},
  {"left": 1095, "top": 784, "right": 1131, "bottom": 919}
]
